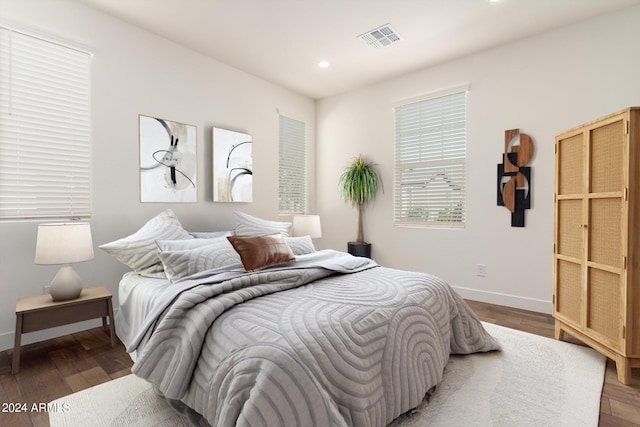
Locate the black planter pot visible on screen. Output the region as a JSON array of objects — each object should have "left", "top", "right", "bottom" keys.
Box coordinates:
[{"left": 347, "top": 242, "right": 372, "bottom": 258}]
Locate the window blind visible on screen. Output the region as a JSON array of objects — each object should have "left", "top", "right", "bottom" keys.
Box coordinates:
[
  {"left": 394, "top": 88, "right": 467, "bottom": 227},
  {"left": 0, "top": 27, "right": 91, "bottom": 220},
  {"left": 278, "top": 115, "right": 307, "bottom": 213}
]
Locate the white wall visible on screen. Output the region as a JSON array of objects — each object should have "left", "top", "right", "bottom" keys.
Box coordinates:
[
  {"left": 0, "top": 0, "right": 315, "bottom": 351},
  {"left": 316, "top": 6, "right": 640, "bottom": 313},
  {"left": 2, "top": 1, "right": 639, "bottom": 354}
]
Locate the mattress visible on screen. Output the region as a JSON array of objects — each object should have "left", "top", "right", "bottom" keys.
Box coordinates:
[
  {"left": 121, "top": 250, "right": 500, "bottom": 426},
  {"left": 115, "top": 271, "right": 169, "bottom": 360}
]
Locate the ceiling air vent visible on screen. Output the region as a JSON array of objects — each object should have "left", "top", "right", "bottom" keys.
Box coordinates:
[{"left": 358, "top": 24, "right": 402, "bottom": 48}]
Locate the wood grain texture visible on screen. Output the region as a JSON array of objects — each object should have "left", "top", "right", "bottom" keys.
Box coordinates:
[
  {"left": 0, "top": 301, "right": 637, "bottom": 426},
  {"left": 12, "top": 287, "right": 116, "bottom": 374},
  {"left": 514, "top": 133, "right": 534, "bottom": 166},
  {"left": 0, "top": 326, "right": 130, "bottom": 427},
  {"left": 502, "top": 176, "right": 516, "bottom": 212},
  {"left": 504, "top": 128, "right": 520, "bottom": 173},
  {"left": 554, "top": 107, "right": 640, "bottom": 386}
]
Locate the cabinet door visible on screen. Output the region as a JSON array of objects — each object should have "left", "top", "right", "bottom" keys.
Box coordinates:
[
  {"left": 554, "top": 131, "right": 585, "bottom": 326},
  {"left": 585, "top": 115, "right": 627, "bottom": 349}
]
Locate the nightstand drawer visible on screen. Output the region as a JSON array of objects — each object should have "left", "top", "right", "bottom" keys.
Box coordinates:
[{"left": 21, "top": 299, "right": 109, "bottom": 333}]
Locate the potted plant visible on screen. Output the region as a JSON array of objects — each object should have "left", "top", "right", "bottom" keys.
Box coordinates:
[{"left": 339, "top": 155, "right": 382, "bottom": 258}]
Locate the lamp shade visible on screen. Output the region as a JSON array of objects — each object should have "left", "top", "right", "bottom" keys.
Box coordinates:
[
  {"left": 292, "top": 215, "right": 322, "bottom": 239},
  {"left": 35, "top": 222, "right": 94, "bottom": 265}
]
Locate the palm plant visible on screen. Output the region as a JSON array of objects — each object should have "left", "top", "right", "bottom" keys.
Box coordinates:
[{"left": 339, "top": 155, "right": 382, "bottom": 244}]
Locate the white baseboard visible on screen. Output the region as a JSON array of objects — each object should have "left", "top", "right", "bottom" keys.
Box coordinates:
[{"left": 453, "top": 286, "right": 552, "bottom": 315}]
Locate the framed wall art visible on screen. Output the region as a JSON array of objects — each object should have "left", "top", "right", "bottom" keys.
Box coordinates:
[
  {"left": 139, "top": 115, "right": 197, "bottom": 203},
  {"left": 213, "top": 127, "right": 252, "bottom": 202}
]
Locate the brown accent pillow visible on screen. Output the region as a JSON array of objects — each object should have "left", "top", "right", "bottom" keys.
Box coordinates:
[{"left": 227, "top": 234, "right": 296, "bottom": 272}]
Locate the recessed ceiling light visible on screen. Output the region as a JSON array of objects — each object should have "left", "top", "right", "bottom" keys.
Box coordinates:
[
  {"left": 318, "top": 61, "right": 330, "bottom": 68},
  {"left": 488, "top": 0, "right": 500, "bottom": 3}
]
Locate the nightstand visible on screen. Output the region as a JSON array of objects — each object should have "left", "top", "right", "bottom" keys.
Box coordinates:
[{"left": 12, "top": 286, "right": 116, "bottom": 374}]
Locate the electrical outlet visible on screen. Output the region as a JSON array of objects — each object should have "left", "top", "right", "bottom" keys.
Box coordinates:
[{"left": 475, "top": 264, "right": 486, "bottom": 277}]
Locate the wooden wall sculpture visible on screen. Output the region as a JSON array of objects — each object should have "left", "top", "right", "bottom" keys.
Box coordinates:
[{"left": 497, "top": 129, "right": 534, "bottom": 227}]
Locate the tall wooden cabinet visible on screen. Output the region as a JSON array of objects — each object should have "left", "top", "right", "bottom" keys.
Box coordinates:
[{"left": 554, "top": 107, "right": 640, "bottom": 385}]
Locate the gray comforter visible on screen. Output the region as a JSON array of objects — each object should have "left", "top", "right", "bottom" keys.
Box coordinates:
[{"left": 131, "top": 250, "right": 500, "bottom": 427}]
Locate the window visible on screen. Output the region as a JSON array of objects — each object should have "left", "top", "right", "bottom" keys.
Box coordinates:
[
  {"left": 278, "top": 115, "right": 307, "bottom": 213},
  {"left": 0, "top": 27, "right": 91, "bottom": 220},
  {"left": 394, "top": 87, "right": 467, "bottom": 227}
]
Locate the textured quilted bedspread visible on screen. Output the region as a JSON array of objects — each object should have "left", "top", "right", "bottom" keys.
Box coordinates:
[{"left": 131, "top": 250, "right": 500, "bottom": 427}]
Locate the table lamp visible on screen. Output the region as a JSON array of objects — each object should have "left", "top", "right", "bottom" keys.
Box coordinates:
[
  {"left": 292, "top": 215, "right": 322, "bottom": 238},
  {"left": 35, "top": 222, "right": 94, "bottom": 301}
]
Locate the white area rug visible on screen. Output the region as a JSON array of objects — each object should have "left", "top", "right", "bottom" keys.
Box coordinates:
[
  {"left": 49, "top": 323, "right": 605, "bottom": 427},
  {"left": 389, "top": 323, "right": 606, "bottom": 426}
]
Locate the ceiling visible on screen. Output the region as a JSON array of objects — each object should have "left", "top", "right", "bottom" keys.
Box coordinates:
[{"left": 75, "top": 0, "right": 640, "bottom": 100}]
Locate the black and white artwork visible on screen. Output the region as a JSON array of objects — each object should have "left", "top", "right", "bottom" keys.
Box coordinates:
[
  {"left": 213, "top": 127, "right": 252, "bottom": 202},
  {"left": 139, "top": 115, "right": 197, "bottom": 203}
]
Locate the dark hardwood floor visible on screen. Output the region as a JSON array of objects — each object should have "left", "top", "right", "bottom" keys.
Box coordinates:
[
  {"left": 0, "top": 300, "right": 638, "bottom": 426},
  {"left": 0, "top": 328, "right": 132, "bottom": 427}
]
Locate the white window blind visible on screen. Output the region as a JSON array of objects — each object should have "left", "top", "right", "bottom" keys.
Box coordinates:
[
  {"left": 0, "top": 27, "right": 91, "bottom": 220},
  {"left": 394, "top": 88, "right": 467, "bottom": 227},
  {"left": 278, "top": 115, "right": 307, "bottom": 213}
]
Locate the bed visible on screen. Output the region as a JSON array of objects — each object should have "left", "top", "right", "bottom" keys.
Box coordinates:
[{"left": 104, "top": 210, "right": 500, "bottom": 427}]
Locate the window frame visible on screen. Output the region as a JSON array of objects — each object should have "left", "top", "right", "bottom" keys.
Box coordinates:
[
  {"left": 278, "top": 114, "right": 308, "bottom": 214},
  {"left": 0, "top": 25, "right": 92, "bottom": 221},
  {"left": 393, "top": 86, "right": 468, "bottom": 229}
]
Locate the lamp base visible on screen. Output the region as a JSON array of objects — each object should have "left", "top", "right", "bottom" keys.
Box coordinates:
[{"left": 50, "top": 265, "right": 83, "bottom": 301}]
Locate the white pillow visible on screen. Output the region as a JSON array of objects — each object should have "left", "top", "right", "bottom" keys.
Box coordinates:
[
  {"left": 190, "top": 230, "right": 234, "bottom": 239},
  {"left": 158, "top": 238, "right": 241, "bottom": 282},
  {"left": 284, "top": 235, "right": 316, "bottom": 255},
  {"left": 158, "top": 235, "right": 314, "bottom": 282},
  {"left": 99, "top": 209, "right": 192, "bottom": 276},
  {"left": 234, "top": 211, "right": 292, "bottom": 237},
  {"left": 156, "top": 237, "right": 225, "bottom": 252}
]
